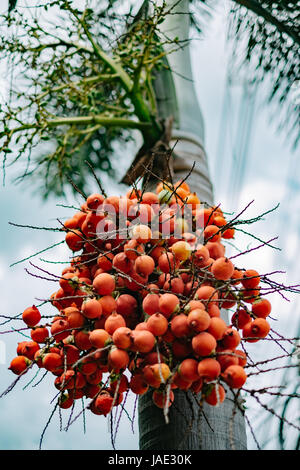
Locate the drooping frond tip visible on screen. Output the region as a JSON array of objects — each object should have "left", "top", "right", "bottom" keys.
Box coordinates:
[{"left": 8, "top": 0, "right": 17, "bottom": 13}]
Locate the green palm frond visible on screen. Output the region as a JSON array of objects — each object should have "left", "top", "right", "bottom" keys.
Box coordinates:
[
  {"left": 189, "top": 0, "right": 299, "bottom": 148},
  {"left": 228, "top": 0, "right": 300, "bottom": 148},
  {"left": 8, "top": 0, "right": 17, "bottom": 13}
]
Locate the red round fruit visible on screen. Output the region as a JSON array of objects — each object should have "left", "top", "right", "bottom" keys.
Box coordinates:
[
  {"left": 93, "top": 273, "right": 115, "bottom": 296},
  {"left": 205, "top": 384, "right": 226, "bottom": 406},
  {"left": 17, "top": 341, "right": 40, "bottom": 360},
  {"left": 206, "top": 317, "right": 227, "bottom": 340},
  {"left": 42, "top": 352, "right": 63, "bottom": 372},
  {"left": 159, "top": 293, "right": 179, "bottom": 318},
  {"left": 131, "top": 330, "right": 155, "bottom": 353},
  {"left": 170, "top": 314, "right": 191, "bottom": 338},
  {"left": 231, "top": 309, "right": 252, "bottom": 329},
  {"left": 178, "top": 358, "right": 199, "bottom": 382},
  {"left": 65, "top": 230, "right": 84, "bottom": 252},
  {"left": 89, "top": 329, "right": 111, "bottom": 349},
  {"left": 108, "top": 347, "right": 130, "bottom": 370},
  {"left": 105, "top": 313, "right": 126, "bottom": 335},
  {"left": 211, "top": 257, "right": 234, "bottom": 281},
  {"left": 22, "top": 306, "right": 41, "bottom": 327},
  {"left": 192, "top": 332, "right": 217, "bottom": 357},
  {"left": 152, "top": 389, "right": 174, "bottom": 409},
  {"left": 82, "top": 298, "right": 103, "bottom": 319},
  {"left": 242, "top": 318, "right": 270, "bottom": 342},
  {"left": 112, "top": 326, "right": 132, "bottom": 350},
  {"left": 98, "top": 295, "right": 117, "bottom": 317},
  {"left": 116, "top": 294, "right": 137, "bottom": 317},
  {"left": 50, "top": 319, "right": 70, "bottom": 342},
  {"left": 129, "top": 374, "right": 149, "bottom": 395},
  {"left": 187, "top": 309, "right": 211, "bottom": 333},
  {"left": 220, "top": 328, "right": 241, "bottom": 349},
  {"left": 86, "top": 193, "right": 105, "bottom": 210},
  {"left": 30, "top": 326, "right": 49, "bottom": 343},
  {"left": 222, "top": 365, "right": 247, "bottom": 389},
  {"left": 134, "top": 255, "right": 155, "bottom": 276},
  {"left": 9, "top": 356, "right": 31, "bottom": 375},
  {"left": 197, "top": 358, "right": 221, "bottom": 382},
  {"left": 94, "top": 392, "right": 114, "bottom": 415},
  {"left": 146, "top": 313, "right": 168, "bottom": 337},
  {"left": 241, "top": 269, "right": 260, "bottom": 289},
  {"left": 142, "top": 293, "right": 160, "bottom": 316},
  {"left": 158, "top": 252, "right": 176, "bottom": 273},
  {"left": 216, "top": 348, "right": 239, "bottom": 371},
  {"left": 251, "top": 298, "right": 272, "bottom": 318}
]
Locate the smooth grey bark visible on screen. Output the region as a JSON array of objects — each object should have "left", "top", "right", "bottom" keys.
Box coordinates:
[{"left": 138, "top": 0, "right": 247, "bottom": 450}]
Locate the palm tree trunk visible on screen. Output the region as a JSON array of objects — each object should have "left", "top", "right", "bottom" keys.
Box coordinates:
[{"left": 138, "top": 0, "right": 247, "bottom": 450}]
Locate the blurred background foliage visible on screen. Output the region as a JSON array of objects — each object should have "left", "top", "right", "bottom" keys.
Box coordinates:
[{"left": 1, "top": 0, "right": 299, "bottom": 198}]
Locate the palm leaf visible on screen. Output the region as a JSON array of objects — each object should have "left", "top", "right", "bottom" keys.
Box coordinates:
[
  {"left": 8, "top": 0, "right": 17, "bottom": 13},
  {"left": 190, "top": 0, "right": 299, "bottom": 148}
]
